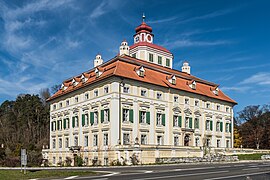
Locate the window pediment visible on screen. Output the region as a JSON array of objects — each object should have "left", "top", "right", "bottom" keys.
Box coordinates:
[
  {"left": 184, "top": 108, "right": 192, "bottom": 115},
  {"left": 194, "top": 110, "right": 201, "bottom": 116},
  {"left": 172, "top": 107, "right": 181, "bottom": 113}
]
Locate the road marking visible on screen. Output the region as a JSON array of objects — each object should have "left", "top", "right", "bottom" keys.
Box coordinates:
[
  {"left": 145, "top": 171, "right": 153, "bottom": 173},
  {"left": 204, "top": 171, "right": 270, "bottom": 180},
  {"left": 242, "top": 168, "right": 260, "bottom": 171},
  {"left": 133, "top": 170, "right": 228, "bottom": 180},
  {"left": 102, "top": 172, "right": 119, "bottom": 177},
  {"left": 173, "top": 167, "right": 215, "bottom": 171},
  {"left": 65, "top": 176, "right": 78, "bottom": 179}
]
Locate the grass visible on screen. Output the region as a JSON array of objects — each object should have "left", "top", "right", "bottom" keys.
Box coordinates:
[
  {"left": 236, "top": 153, "right": 266, "bottom": 160},
  {"left": 0, "top": 170, "right": 97, "bottom": 180}
]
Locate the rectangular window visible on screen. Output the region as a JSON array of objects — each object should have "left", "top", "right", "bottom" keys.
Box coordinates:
[
  {"left": 104, "top": 109, "right": 109, "bottom": 123},
  {"left": 85, "top": 93, "right": 89, "bottom": 100},
  {"left": 59, "top": 102, "right": 62, "bottom": 108},
  {"left": 156, "top": 113, "right": 162, "bottom": 125},
  {"left": 216, "top": 121, "right": 220, "bottom": 132},
  {"left": 206, "top": 120, "right": 210, "bottom": 130},
  {"left": 217, "top": 105, "right": 220, "bottom": 111},
  {"left": 52, "top": 139, "right": 56, "bottom": 149},
  {"left": 74, "top": 136, "right": 78, "bottom": 146},
  {"left": 226, "top": 140, "right": 230, "bottom": 148},
  {"left": 226, "top": 107, "right": 230, "bottom": 113},
  {"left": 157, "top": 136, "right": 163, "bottom": 145},
  {"left": 185, "top": 117, "right": 189, "bottom": 128},
  {"left": 66, "top": 100, "right": 69, "bottom": 106},
  {"left": 194, "top": 118, "right": 199, "bottom": 129},
  {"left": 185, "top": 98, "right": 189, "bottom": 105},
  {"left": 65, "top": 137, "right": 69, "bottom": 148},
  {"left": 104, "top": 86, "right": 109, "bottom": 94},
  {"left": 195, "top": 137, "right": 200, "bottom": 147},
  {"left": 104, "top": 133, "right": 108, "bottom": 146},
  {"left": 217, "top": 139, "right": 221, "bottom": 148},
  {"left": 206, "top": 103, "right": 210, "bottom": 109},
  {"left": 149, "top": 53, "right": 153, "bottom": 62},
  {"left": 93, "top": 134, "right": 98, "bottom": 146},
  {"left": 157, "top": 92, "right": 162, "bottom": 100},
  {"left": 94, "top": 90, "right": 98, "bottom": 97},
  {"left": 53, "top": 104, "right": 56, "bottom": 110},
  {"left": 226, "top": 123, "right": 231, "bottom": 133},
  {"left": 75, "top": 96, "right": 79, "bottom": 103},
  {"left": 123, "top": 133, "right": 130, "bottom": 145},
  {"left": 174, "top": 136, "right": 179, "bottom": 146},
  {"left": 195, "top": 100, "right": 199, "bottom": 107},
  {"left": 84, "top": 135, "right": 88, "bottom": 147},
  {"left": 158, "top": 56, "right": 162, "bottom": 65},
  {"left": 59, "top": 138, "right": 62, "bottom": 148},
  {"left": 123, "top": 109, "right": 129, "bottom": 122},
  {"left": 123, "top": 86, "right": 130, "bottom": 93},
  {"left": 94, "top": 112, "right": 98, "bottom": 124},
  {"left": 173, "top": 115, "right": 178, "bottom": 127},
  {"left": 141, "top": 90, "right": 146, "bottom": 97},
  {"left": 141, "top": 134, "right": 147, "bottom": 145},
  {"left": 166, "top": 58, "right": 170, "bottom": 67},
  {"left": 140, "top": 111, "right": 146, "bottom": 123},
  {"left": 174, "top": 96, "right": 178, "bottom": 103}
]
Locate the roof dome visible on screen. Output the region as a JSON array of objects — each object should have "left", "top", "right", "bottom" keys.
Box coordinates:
[{"left": 135, "top": 22, "right": 152, "bottom": 33}]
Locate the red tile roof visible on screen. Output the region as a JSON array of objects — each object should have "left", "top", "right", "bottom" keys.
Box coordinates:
[
  {"left": 130, "top": 42, "right": 172, "bottom": 54},
  {"left": 47, "top": 55, "right": 237, "bottom": 105}
]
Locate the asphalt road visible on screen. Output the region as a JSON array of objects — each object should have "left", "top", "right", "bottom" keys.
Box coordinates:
[{"left": 63, "top": 161, "right": 270, "bottom": 180}]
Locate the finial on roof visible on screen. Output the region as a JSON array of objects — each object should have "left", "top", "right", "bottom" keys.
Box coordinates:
[{"left": 142, "top": 13, "right": 145, "bottom": 22}]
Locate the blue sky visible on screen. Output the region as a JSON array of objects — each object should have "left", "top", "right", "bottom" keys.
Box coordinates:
[{"left": 0, "top": 0, "right": 269, "bottom": 113}]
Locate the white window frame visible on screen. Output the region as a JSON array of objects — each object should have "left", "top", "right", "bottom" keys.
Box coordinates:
[
  {"left": 157, "top": 92, "right": 162, "bottom": 100},
  {"left": 93, "top": 134, "right": 98, "bottom": 146},
  {"left": 174, "top": 96, "right": 178, "bottom": 103},
  {"left": 141, "top": 89, "right": 147, "bottom": 97},
  {"left": 141, "top": 134, "right": 147, "bottom": 145},
  {"left": 123, "top": 109, "right": 129, "bottom": 122},
  {"left": 94, "top": 111, "right": 98, "bottom": 125},
  {"left": 104, "top": 133, "right": 108, "bottom": 146},
  {"left": 74, "top": 136, "right": 78, "bottom": 146},
  {"left": 59, "top": 138, "right": 62, "bottom": 148},
  {"left": 185, "top": 98, "right": 189, "bottom": 105},
  {"left": 157, "top": 135, "right": 163, "bottom": 145},
  {"left": 84, "top": 135, "right": 88, "bottom": 147},
  {"left": 174, "top": 136, "right": 179, "bottom": 146},
  {"left": 123, "top": 86, "right": 130, "bottom": 93},
  {"left": 65, "top": 137, "right": 69, "bottom": 148},
  {"left": 140, "top": 111, "right": 146, "bottom": 123},
  {"left": 94, "top": 89, "right": 98, "bottom": 97},
  {"left": 52, "top": 139, "right": 56, "bottom": 149},
  {"left": 104, "top": 86, "right": 109, "bottom": 94},
  {"left": 123, "top": 133, "right": 130, "bottom": 145},
  {"left": 157, "top": 113, "right": 162, "bottom": 125},
  {"left": 173, "top": 115, "right": 178, "bottom": 127}
]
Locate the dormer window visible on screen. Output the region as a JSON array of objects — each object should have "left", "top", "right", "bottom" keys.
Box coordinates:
[
  {"left": 136, "top": 66, "right": 145, "bottom": 77},
  {"left": 211, "top": 86, "right": 219, "bottom": 95},
  {"left": 72, "top": 78, "right": 78, "bottom": 86},
  {"left": 168, "top": 75, "right": 176, "bottom": 85},
  {"left": 81, "top": 74, "right": 88, "bottom": 83},
  {"left": 95, "top": 68, "right": 103, "bottom": 78},
  {"left": 60, "top": 83, "right": 68, "bottom": 91},
  {"left": 188, "top": 80, "right": 196, "bottom": 90}
]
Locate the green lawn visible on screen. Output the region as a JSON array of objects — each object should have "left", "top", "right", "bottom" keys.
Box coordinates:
[
  {"left": 0, "top": 170, "right": 97, "bottom": 180},
  {"left": 236, "top": 153, "right": 265, "bottom": 160}
]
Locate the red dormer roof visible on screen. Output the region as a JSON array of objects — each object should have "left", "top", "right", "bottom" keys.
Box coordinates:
[{"left": 135, "top": 22, "right": 152, "bottom": 33}]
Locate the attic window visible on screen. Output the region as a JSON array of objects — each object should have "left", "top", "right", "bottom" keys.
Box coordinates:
[
  {"left": 72, "top": 78, "right": 78, "bottom": 86},
  {"left": 168, "top": 75, "right": 176, "bottom": 85},
  {"left": 136, "top": 66, "right": 145, "bottom": 77},
  {"left": 81, "top": 74, "right": 88, "bottom": 83},
  {"left": 60, "top": 83, "right": 67, "bottom": 91},
  {"left": 212, "top": 87, "right": 219, "bottom": 95},
  {"left": 188, "top": 80, "right": 196, "bottom": 90},
  {"left": 95, "top": 68, "right": 103, "bottom": 78}
]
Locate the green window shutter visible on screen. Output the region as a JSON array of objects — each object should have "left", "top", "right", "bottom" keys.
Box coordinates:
[
  {"left": 129, "top": 109, "right": 133, "bottom": 123},
  {"left": 146, "top": 112, "right": 150, "bottom": 124},
  {"left": 72, "top": 117, "right": 75, "bottom": 128},
  {"left": 197, "top": 119, "right": 199, "bottom": 128},
  {"left": 82, "top": 114, "right": 85, "bottom": 126},
  {"left": 108, "top": 109, "right": 110, "bottom": 122},
  {"left": 101, "top": 110, "right": 104, "bottom": 123},
  {"left": 162, "top": 114, "right": 165, "bottom": 126},
  {"left": 90, "top": 112, "right": 94, "bottom": 125},
  {"left": 229, "top": 123, "right": 232, "bottom": 133},
  {"left": 51, "top": 122, "right": 53, "bottom": 131},
  {"left": 220, "top": 122, "right": 223, "bottom": 132},
  {"left": 139, "top": 111, "right": 142, "bottom": 123},
  {"left": 189, "top": 117, "right": 192, "bottom": 129},
  {"left": 210, "top": 120, "right": 213, "bottom": 131},
  {"left": 178, "top": 116, "right": 182, "bottom": 127},
  {"left": 63, "top": 118, "right": 66, "bottom": 129}
]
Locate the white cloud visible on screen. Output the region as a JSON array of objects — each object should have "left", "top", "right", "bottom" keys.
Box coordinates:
[
  {"left": 147, "top": 16, "right": 178, "bottom": 24},
  {"left": 163, "top": 39, "right": 232, "bottom": 49},
  {"left": 240, "top": 72, "right": 270, "bottom": 85},
  {"left": 221, "top": 86, "right": 251, "bottom": 93}
]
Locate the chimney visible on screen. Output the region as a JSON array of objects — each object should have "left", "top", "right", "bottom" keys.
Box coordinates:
[
  {"left": 94, "top": 54, "right": 103, "bottom": 67},
  {"left": 119, "top": 40, "right": 130, "bottom": 56},
  {"left": 182, "top": 61, "right": 191, "bottom": 74}
]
